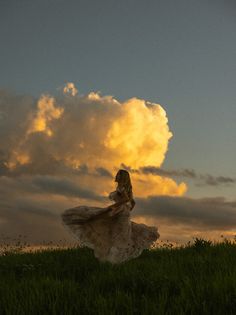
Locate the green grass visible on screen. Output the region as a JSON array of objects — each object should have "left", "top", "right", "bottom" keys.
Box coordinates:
[{"left": 0, "top": 238, "right": 236, "bottom": 314}]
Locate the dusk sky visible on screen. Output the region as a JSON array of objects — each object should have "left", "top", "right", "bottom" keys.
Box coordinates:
[{"left": 0, "top": 1, "right": 236, "bottom": 245}]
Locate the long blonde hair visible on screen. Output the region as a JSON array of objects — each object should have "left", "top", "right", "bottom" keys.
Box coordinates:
[{"left": 115, "top": 169, "right": 133, "bottom": 200}]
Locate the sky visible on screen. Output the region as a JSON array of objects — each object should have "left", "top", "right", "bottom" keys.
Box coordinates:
[{"left": 0, "top": 1, "right": 236, "bottom": 246}]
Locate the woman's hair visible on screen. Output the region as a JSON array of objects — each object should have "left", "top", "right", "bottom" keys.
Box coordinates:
[{"left": 116, "top": 169, "right": 133, "bottom": 200}]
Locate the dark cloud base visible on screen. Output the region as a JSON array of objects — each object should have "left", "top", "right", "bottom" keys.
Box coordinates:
[
  {"left": 134, "top": 195, "right": 236, "bottom": 230},
  {"left": 1, "top": 174, "right": 236, "bottom": 245},
  {"left": 121, "top": 163, "right": 236, "bottom": 187}
]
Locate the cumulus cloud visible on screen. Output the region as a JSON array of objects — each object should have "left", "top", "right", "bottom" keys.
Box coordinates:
[
  {"left": 1, "top": 84, "right": 234, "bottom": 246},
  {"left": 0, "top": 84, "right": 188, "bottom": 244},
  {"left": 63, "top": 82, "right": 78, "bottom": 96},
  {"left": 0, "top": 84, "right": 186, "bottom": 197}
]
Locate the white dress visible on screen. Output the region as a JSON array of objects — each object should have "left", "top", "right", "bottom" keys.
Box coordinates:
[{"left": 61, "top": 186, "right": 160, "bottom": 264}]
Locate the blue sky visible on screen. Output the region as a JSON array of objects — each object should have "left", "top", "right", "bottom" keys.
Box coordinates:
[{"left": 1, "top": 0, "right": 236, "bottom": 200}]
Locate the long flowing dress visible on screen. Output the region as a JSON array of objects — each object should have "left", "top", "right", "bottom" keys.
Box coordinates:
[{"left": 61, "top": 186, "right": 160, "bottom": 264}]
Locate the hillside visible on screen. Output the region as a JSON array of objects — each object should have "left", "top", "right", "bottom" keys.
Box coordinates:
[{"left": 0, "top": 239, "right": 236, "bottom": 314}]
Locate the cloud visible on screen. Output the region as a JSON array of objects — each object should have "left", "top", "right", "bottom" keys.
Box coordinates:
[
  {"left": 95, "top": 167, "right": 113, "bottom": 178},
  {"left": 121, "top": 164, "right": 236, "bottom": 187},
  {"left": 198, "top": 174, "right": 236, "bottom": 186},
  {"left": 1, "top": 84, "right": 233, "bottom": 246},
  {"left": 31, "top": 175, "right": 105, "bottom": 201},
  {"left": 0, "top": 175, "right": 106, "bottom": 245},
  {"left": 27, "top": 95, "right": 64, "bottom": 137},
  {"left": 63, "top": 82, "right": 78, "bottom": 96},
  {"left": 132, "top": 195, "right": 236, "bottom": 230},
  {"left": 139, "top": 165, "right": 197, "bottom": 178},
  {"left": 0, "top": 84, "right": 186, "bottom": 197},
  {"left": 0, "top": 84, "right": 188, "bottom": 245},
  {"left": 0, "top": 173, "right": 235, "bottom": 245},
  {"left": 0, "top": 199, "right": 70, "bottom": 246}
]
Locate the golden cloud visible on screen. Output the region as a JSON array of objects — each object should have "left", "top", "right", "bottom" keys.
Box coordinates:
[
  {"left": 3, "top": 83, "right": 187, "bottom": 198},
  {"left": 27, "top": 95, "right": 64, "bottom": 136}
]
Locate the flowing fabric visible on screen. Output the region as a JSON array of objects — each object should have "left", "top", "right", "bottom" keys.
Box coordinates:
[{"left": 61, "top": 186, "right": 160, "bottom": 264}]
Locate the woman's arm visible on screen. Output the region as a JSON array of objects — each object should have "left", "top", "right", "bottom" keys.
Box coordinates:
[
  {"left": 107, "top": 196, "right": 129, "bottom": 211},
  {"left": 107, "top": 189, "right": 130, "bottom": 215},
  {"left": 130, "top": 198, "right": 135, "bottom": 211}
]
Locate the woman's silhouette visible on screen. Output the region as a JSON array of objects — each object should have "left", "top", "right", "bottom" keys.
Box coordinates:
[{"left": 61, "top": 169, "right": 159, "bottom": 263}]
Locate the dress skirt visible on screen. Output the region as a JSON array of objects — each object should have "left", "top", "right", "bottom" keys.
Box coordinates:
[{"left": 61, "top": 199, "right": 160, "bottom": 264}]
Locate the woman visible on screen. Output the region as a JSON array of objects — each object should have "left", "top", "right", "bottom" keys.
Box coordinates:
[{"left": 61, "top": 169, "right": 160, "bottom": 264}]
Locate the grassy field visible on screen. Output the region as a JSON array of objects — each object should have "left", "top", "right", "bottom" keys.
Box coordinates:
[{"left": 0, "top": 238, "right": 236, "bottom": 315}]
